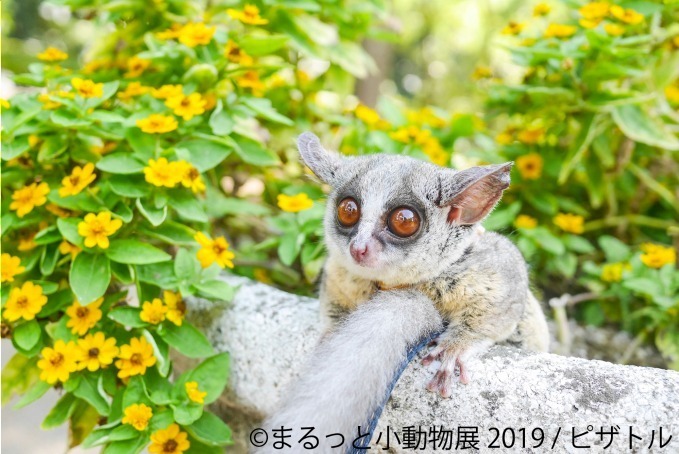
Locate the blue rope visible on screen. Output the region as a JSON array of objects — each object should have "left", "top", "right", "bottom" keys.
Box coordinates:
[{"left": 346, "top": 329, "right": 444, "bottom": 453}]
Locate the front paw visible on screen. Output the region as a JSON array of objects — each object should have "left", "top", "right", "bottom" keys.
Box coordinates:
[{"left": 422, "top": 346, "right": 470, "bottom": 398}]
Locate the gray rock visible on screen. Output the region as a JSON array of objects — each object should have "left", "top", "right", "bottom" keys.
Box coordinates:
[{"left": 181, "top": 276, "right": 679, "bottom": 453}]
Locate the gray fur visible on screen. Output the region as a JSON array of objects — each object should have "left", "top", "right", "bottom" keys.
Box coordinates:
[
  {"left": 299, "top": 132, "right": 549, "bottom": 395},
  {"left": 257, "top": 289, "right": 443, "bottom": 453}
]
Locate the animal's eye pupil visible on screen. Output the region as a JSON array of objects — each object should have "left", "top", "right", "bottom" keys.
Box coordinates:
[
  {"left": 388, "top": 207, "right": 421, "bottom": 238},
  {"left": 337, "top": 197, "right": 360, "bottom": 227}
]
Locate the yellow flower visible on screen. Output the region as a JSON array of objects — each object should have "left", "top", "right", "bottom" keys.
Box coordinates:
[
  {"left": 224, "top": 40, "right": 254, "bottom": 65},
  {"left": 640, "top": 243, "right": 676, "bottom": 269},
  {"left": 354, "top": 104, "right": 381, "bottom": 127},
  {"left": 604, "top": 23, "right": 625, "bottom": 36},
  {"left": 164, "top": 291, "right": 186, "bottom": 326},
  {"left": 579, "top": 2, "right": 610, "bottom": 20},
  {"left": 601, "top": 262, "right": 630, "bottom": 283},
  {"left": 609, "top": 5, "right": 643, "bottom": 25},
  {"left": 185, "top": 381, "right": 207, "bottom": 404},
  {"left": 1, "top": 254, "right": 25, "bottom": 283},
  {"left": 78, "top": 212, "right": 123, "bottom": 249},
  {"left": 533, "top": 3, "right": 551, "bottom": 17},
  {"left": 82, "top": 59, "right": 110, "bottom": 74},
  {"left": 46, "top": 203, "right": 71, "bottom": 218},
  {"left": 18, "top": 232, "right": 38, "bottom": 251},
  {"left": 37, "top": 340, "right": 78, "bottom": 384},
  {"left": 472, "top": 66, "right": 493, "bottom": 80},
  {"left": 517, "top": 126, "right": 545, "bottom": 145},
  {"left": 125, "top": 56, "right": 151, "bottom": 78},
  {"left": 140, "top": 298, "right": 167, "bottom": 325},
  {"left": 144, "top": 158, "right": 184, "bottom": 188},
  {"left": 76, "top": 332, "right": 119, "bottom": 371},
  {"left": 194, "top": 232, "right": 235, "bottom": 269},
  {"left": 117, "top": 82, "right": 150, "bottom": 100},
  {"left": 71, "top": 78, "right": 104, "bottom": 98},
  {"left": 502, "top": 21, "right": 525, "bottom": 36},
  {"left": 151, "top": 84, "right": 184, "bottom": 99},
  {"left": 177, "top": 162, "right": 206, "bottom": 193},
  {"left": 544, "top": 24, "right": 577, "bottom": 38},
  {"left": 38, "top": 47, "right": 68, "bottom": 62},
  {"left": 91, "top": 141, "right": 118, "bottom": 155},
  {"left": 66, "top": 297, "right": 103, "bottom": 335},
  {"left": 3, "top": 282, "right": 48, "bottom": 322},
  {"left": 122, "top": 404, "right": 153, "bottom": 431},
  {"left": 277, "top": 193, "right": 314, "bottom": 213},
  {"left": 165, "top": 93, "right": 206, "bottom": 121},
  {"left": 579, "top": 18, "right": 602, "bottom": 29},
  {"left": 227, "top": 4, "right": 269, "bottom": 25},
  {"left": 422, "top": 137, "right": 448, "bottom": 166},
  {"left": 156, "top": 24, "right": 183, "bottom": 40},
  {"left": 553, "top": 213, "right": 585, "bottom": 234},
  {"left": 10, "top": 182, "right": 50, "bottom": 217},
  {"left": 516, "top": 153, "right": 543, "bottom": 180},
  {"left": 1, "top": 98, "right": 10, "bottom": 109},
  {"left": 59, "top": 163, "right": 97, "bottom": 197},
  {"left": 495, "top": 130, "right": 514, "bottom": 145},
  {"left": 389, "top": 126, "right": 432, "bottom": 146},
  {"left": 514, "top": 215, "right": 538, "bottom": 229},
  {"left": 59, "top": 240, "right": 81, "bottom": 258},
  {"left": 38, "top": 93, "right": 62, "bottom": 110},
  {"left": 136, "top": 114, "right": 178, "bottom": 134},
  {"left": 115, "top": 336, "right": 157, "bottom": 378},
  {"left": 408, "top": 107, "right": 446, "bottom": 128},
  {"left": 149, "top": 424, "right": 190, "bottom": 454},
  {"left": 665, "top": 84, "right": 679, "bottom": 104},
  {"left": 178, "top": 22, "right": 216, "bottom": 47},
  {"left": 236, "top": 71, "right": 265, "bottom": 96}
]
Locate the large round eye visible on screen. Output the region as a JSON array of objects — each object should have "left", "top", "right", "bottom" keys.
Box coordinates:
[
  {"left": 387, "top": 207, "right": 421, "bottom": 237},
  {"left": 337, "top": 197, "right": 360, "bottom": 227}
]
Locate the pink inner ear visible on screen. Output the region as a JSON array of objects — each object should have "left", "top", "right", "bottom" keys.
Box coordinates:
[
  {"left": 448, "top": 206, "right": 462, "bottom": 224},
  {"left": 447, "top": 186, "right": 505, "bottom": 225}
]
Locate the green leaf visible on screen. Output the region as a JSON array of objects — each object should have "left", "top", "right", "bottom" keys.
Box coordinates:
[
  {"left": 208, "top": 101, "right": 234, "bottom": 136},
  {"left": 38, "top": 136, "right": 68, "bottom": 162},
  {"left": 563, "top": 235, "right": 595, "bottom": 254},
  {"left": 239, "top": 34, "right": 289, "bottom": 56},
  {"left": 523, "top": 227, "right": 565, "bottom": 255},
  {"left": 91, "top": 110, "right": 127, "bottom": 124},
  {"left": 171, "top": 192, "right": 208, "bottom": 223},
  {"left": 143, "top": 330, "right": 171, "bottom": 377},
  {"left": 1, "top": 135, "right": 30, "bottom": 160},
  {"left": 278, "top": 231, "right": 304, "bottom": 266},
  {"left": 622, "top": 277, "right": 660, "bottom": 297},
  {"left": 50, "top": 110, "right": 93, "bottom": 128},
  {"left": 42, "top": 393, "right": 78, "bottom": 429},
  {"left": 149, "top": 409, "right": 174, "bottom": 431},
  {"left": 598, "top": 235, "right": 631, "bottom": 262},
  {"left": 180, "top": 352, "right": 229, "bottom": 405},
  {"left": 34, "top": 226, "right": 62, "bottom": 245},
  {"left": 139, "top": 221, "right": 196, "bottom": 245},
  {"left": 108, "top": 174, "right": 151, "bottom": 198},
  {"left": 241, "top": 97, "right": 294, "bottom": 126},
  {"left": 13, "top": 320, "right": 42, "bottom": 351},
  {"left": 175, "top": 248, "right": 199, "bottom": 280},
  {"left": 158, "top": 322, "right": 215, "bottom": 358},
  {"left": 108, "top": 306, "right": 146, "bottom": 328},
  {"left": 612, "top": 104, "right": 679, "bottom": 151},
  {"left": 73, "top": 374, "right": 110, "bottom": 416},
  {"left": 102, "top": 437, "right": 146, "bottom": 454},
  {"left": 106, "top": 239, "right": 172, "bottom": 265},
  {"left": 187, "top": 411, "right": 233, "bottom": 446},
  {"left": 108, "top": 424, "right": 139, "bottom": 441},
  {"left": 96, "top": 153, "right": 145, "bottom": 174},
  {"left": 483, "top": 202, "right": 521, "bottom": 231},
  {"left": 70, "top": 252, "right": 111, "bottom": 304},
  {"left": 172, "top": 402, "right": 203, "bottom": 425},
  {"left": 125, "top": 127, "right": 155, "bottom": 161},
  {"left": 40, "top": 243, "right": 60, "bottom": 276},
  {"left": 136, "top": 198, "right": 167, "bottom": 226},
  {"left": 69, "top": 400, "right": 100, "bottom": 448},
  {"left": 193, "top": 280, "right": 236, "bottom": 302},
  {"left": 14, "top": 379, "right": 51, "bottom": 409},
  {"left": 232, "top": 136, "right": 280, "bottom": 166},
  {"left": 176, "top": 139, "right": 232, "bottom": 172},
  {"left": 122, "top": 376, "right": 149, "bottom": 409},
  {"left": 57, "top": 218, "right": 86, "bottom": 248}
]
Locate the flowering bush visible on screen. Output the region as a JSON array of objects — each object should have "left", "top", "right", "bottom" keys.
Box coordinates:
[{"left": 1, "top": 0, "right": 382, "bottom": 451}]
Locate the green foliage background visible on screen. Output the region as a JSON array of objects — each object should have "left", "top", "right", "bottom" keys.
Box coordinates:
[{"left": 1, "top": 0, "right": 678, "bottom": 451}]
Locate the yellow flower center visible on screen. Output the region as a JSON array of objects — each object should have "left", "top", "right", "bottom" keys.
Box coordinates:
[
  {"left": 76, "top": 307, "right": 90, "bottom": 318},
  {"left": 130, "top": 353, "right": 143, "bottom": 366},
  {"left": 187, "top": 168, "right": 199, "bottom": 180},
  {"left": 163, "top": 440, "right": 178, "bottom": 453},
  {"left": 50, "top": 353, "right": 65, "bottom": 367},
  {"left": 212, "top": 243, "right": 226, "bottom": 255},
  {"left": 88, "top": 221, "right": 106, "bottom": 236},
  {"left": 16, "top": 296, "right": 28, "bottom": 308},
  {"left": 69, "top": 175, "right": 81, "bottom": 186},
  {"left": 88, "top": 348, "right": 100, "bottom": 359}
]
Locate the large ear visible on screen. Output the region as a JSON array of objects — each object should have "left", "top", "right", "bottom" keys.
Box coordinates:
[
  {"left": 297, "top": 132, "right": 343, "bottom": 186},
  {"left": 440, "top": 163, "right": 512, "bottom": 225}
]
